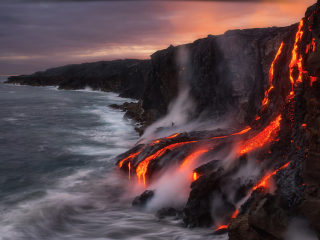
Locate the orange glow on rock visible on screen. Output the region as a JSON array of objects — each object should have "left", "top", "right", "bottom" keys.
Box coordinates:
[
  {"left": 167, "top": 133, "right": 180, "bottom": 139},
  {"left": 262, "top": 42, "right": 284, "bottom": 106},
  {"left": 289, "top": 19, "right": 304, "bottom": 87},
  {"left": 216, "top": 225, "right": 228, "bottom": 231},
  {"left": 193, "top": 172, "right": 198, "bottom": 181},
  {"left": 136, "top": 141, "right": 196, "bottom": 187},
  {"left": 310, "top": 77, "right": 317, "bottom": 86},
  {"left": 252, "top": 161, "right": 290, "bottom": 190},
  {"left": 231, "top": 210, "right": 239, "bottom": 219},
  {"left": 119, "top": 150, "right": 142, "bottom": 168},
  {"left": 180, "top": 149, "right": 209, "bottom": 169},
  {"left": 239, "top": 115, "right": 281, "bottom": 155}
]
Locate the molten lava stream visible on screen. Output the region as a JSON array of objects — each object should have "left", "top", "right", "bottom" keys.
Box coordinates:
[
  {"left": 193, "top": 172, "right": 198, "bottom": 181},
  {"left": 128, "top": 162, "right": 131, "bottom": 180},
  {"left": 136, "top": 141, "right": 196, "bottom": 187},
  {"left": 289, "top": 19, "right": 304, "bottom": 88},
  {"left": 180, "top": 149, "right": 209, "bottom": 169},
  {"left": 239, "top": 115, "right": 281, "bottom": 156},
  {"left": 253, "top": 161, "right": 290, "bottom": 191},
  {"left": 118, "top": 150, "right": 143, "bottom": 168},
  {"left": 152, "top": 133, "right": 180, "bottom": 145},
  {"left": 262, "top": 42, "right": 284, "bottom": 106},
  {"left": 211, "top": 126, "right": 251, "bottom": 140},
  {"left": 215, "top": 210, "right": 239, "bottom": 230}
]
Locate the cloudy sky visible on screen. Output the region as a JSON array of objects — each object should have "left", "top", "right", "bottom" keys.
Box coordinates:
[{"left": 0, "top": 0, "right": 316, "bottom": 75}]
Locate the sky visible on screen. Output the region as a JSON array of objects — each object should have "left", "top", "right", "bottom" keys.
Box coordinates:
[{"left": 0, "top": 0, "right": 316, "bottom": 76}]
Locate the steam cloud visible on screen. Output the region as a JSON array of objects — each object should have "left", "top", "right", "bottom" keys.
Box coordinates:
[{"left": 284, "top": 218, "right": 318, "bottom": 240}]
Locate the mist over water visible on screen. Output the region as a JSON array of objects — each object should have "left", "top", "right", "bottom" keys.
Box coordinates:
[{"left": 0, "top": 77, "right": 226, "bottom": 240}]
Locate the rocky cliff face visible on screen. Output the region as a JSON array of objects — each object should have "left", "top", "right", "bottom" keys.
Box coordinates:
[{"left": 301, "top": 2, "right": 320, "bottom": 238}]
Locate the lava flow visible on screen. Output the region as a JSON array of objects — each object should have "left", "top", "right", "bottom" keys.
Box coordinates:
[
  {"left": 253, "top": 161, "right": 291, "bottom": 190},
  {"left": 289, "top": 19, "right": 304, "bottom": 88},
  {"left": 136, "top": 141, "right": 196, "bottom": 186},
  {"left": 211, "top": 126, "right": 251, "bottom": 140},
  {"left": 239, "top": 115, "right": 282, "bottom": 155},
  {"left": 180, "top": 149, "right": 209, "bottom": 169},
  {"left": 262, "top": 42, "right": 284, "bottom": 106},
  {"left": 215, "top": 210, "right": 239, "bottom": 231},
  {"left": 193, "top": 172, "right": 198, "bottom": 181},
  {"left": 118, "top": 150, "right": 143, "bottom": 168}
]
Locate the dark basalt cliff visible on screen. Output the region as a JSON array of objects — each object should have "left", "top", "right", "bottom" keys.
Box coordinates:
[
  {"left": 6, "top": 25, "right": 296, "bottom": 126},
  {"left": 5, "top": 59, "right": 150, "bottom": 99}
]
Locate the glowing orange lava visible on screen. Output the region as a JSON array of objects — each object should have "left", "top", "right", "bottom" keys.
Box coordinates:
[
  {"left": 262, "top": 42, "right": 284, "bottom": 106},
  {"left": 216, "top": 225, "right": 228, "bottom": 231},
  {"left": 128, "top": 162, "right": 131, "bottom": 180},
  {"left": 239, "top": 115, "right": 281, "bottom": 155},
  {"left": 119, "top": 150, "right": 142, "bottom": 168},
  {"left": 167, "top": 133, "right": 180, "bottom": 139},
  {"left": 193, "top": 172, "right": 198, "bottom": 181},
  {"left": 211, "top": 126, "right": 251, "bottom": 140},
  {"left": 310, "top": 77, "right": 317, "bottom": 86},
  {"left": 180, "top": 149, "right": 209, "bottom": 169},
  {"left": 215, "top": 209, "right": 239, "bottom": 230},
  {"left": 151, "top": 133, "right": 180, "bottom": 145},
  {"left": 136, "top": 141, "right": 196, "bottom": 186},
  {"left": 252, "top": 161, "right": 290, "bottom": 190},
  {"left": 289, "top": 19, "right": 304, "bottom": 88}
]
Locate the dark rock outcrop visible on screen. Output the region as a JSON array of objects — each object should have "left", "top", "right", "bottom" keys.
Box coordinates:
[
  {"left": 132, "top": 190, "right": 155, "bottom": 209},
  {"left": 155, "top": 207, "right": 183, "bottom": 220},
  {"left": 5, "top": 59, "right": 150, "bottom": 99}
]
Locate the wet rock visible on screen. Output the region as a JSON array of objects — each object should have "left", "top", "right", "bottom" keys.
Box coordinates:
[
  {"left": 228, "top": 214, "right": 277, "bottom": 240},
  {"left": 132, "top": 190, "right": 155, "bottom": 209},
  {"left": 155, "top": 207, "right": 183, "bottom": 219},
  {"left": 183, "top": 168, "right": 236, "bottom": 228},
  {"left": 248, "top": 194, "right": 289, "bottom": 239}
]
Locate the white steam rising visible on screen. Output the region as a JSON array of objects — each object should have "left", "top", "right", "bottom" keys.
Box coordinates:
[{"left": 284, "top": 218, "right": 318, "bottom": 240}]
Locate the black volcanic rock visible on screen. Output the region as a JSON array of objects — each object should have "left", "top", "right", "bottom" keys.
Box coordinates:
[
  {"left": 5, "top": 59, "right": 150, "bottom": 99},
  {"left": 132, "top": 190, "right": 155, "bottom": 209},
  {"left": 155, "top": 207, "right": 183, "bottom": 220}
]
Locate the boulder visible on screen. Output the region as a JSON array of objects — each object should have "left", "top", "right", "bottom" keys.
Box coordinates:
[
  {"left": 248, "top": 194, "right": 289, "bottom": 239},
  {"left": 155, "top": 207, "right": 183, "bottom": 219},
  {"left": 132, "top": 190, "right": 155, "bottom": 209}
]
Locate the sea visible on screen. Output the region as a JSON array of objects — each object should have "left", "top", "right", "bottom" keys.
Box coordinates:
[{"left": 0, "top": 76, "right": 228, "bottom": 240}]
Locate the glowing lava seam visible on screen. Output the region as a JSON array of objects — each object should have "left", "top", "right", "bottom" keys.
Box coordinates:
[
  {"left": 289, "top": 19, "right": 304, "bottom": 89},
  {"left": 262, "top": 42, "right": 284, "bottom": 106},
  {"left": 239, "top": 115, "right": 282, "bottom": 155},
  {"left": 211, "top": 126, "right": 251, "bottom": 140},
  {"left": 136, "top": 141, "right": 196, "bottom": 186},
  {"left": 253, "top": 161, "right": 290, "bottom": 190},
  {"left": 180, "top": 149, "right": 209, "bottom": 169},
  {"left": 118, "top": 150, "right": 142, "bottom": 168}
]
